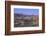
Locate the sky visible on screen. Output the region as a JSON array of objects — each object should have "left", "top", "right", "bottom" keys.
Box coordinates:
[{"left": 14, "top": 8, "right": 39, "bottom": 15}]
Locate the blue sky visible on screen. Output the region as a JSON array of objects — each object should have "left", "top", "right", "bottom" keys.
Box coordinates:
[{"left": 14, "top": 8, "right": 39, "bottom": 15}]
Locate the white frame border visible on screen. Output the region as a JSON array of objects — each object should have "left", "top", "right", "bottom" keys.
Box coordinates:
[{"left": 11, "top": 5, "right": 42, "bottom": 31}]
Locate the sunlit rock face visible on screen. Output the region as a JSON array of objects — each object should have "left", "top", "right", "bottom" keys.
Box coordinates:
[{"left": 14, "top": 14, "right": 39, "bottom": 27}]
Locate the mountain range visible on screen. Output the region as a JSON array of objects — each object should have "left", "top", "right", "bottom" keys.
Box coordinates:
[{"left": 14, "top": 13, "right": 38, "bottom": 17}]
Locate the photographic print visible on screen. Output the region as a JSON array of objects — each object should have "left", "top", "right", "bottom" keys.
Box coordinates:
[
  {"left": 5, "top": 1, "right": 45, "bottom": 35},
  {"left": 14, "top": 6, "right": 39, "bottom": 27}
]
